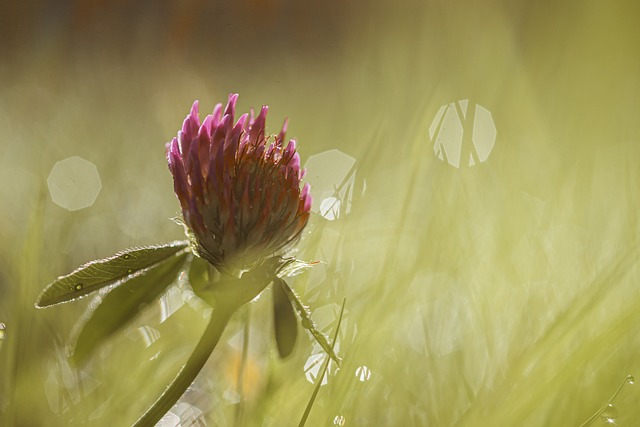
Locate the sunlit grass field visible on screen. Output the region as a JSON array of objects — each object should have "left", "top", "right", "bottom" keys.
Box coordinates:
[{"left": 2, "top": 1, "right": 640, "bottom": 425}]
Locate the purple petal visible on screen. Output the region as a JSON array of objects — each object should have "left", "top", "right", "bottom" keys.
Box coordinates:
[
  {"left": 182, "top": 101, "right": 200, "bottom": 140},
  {"left": 283, "top": 139, "right": 296, "bottom": 161},
  {"left": 235, "top": 113, "right": 249, "bottom": 132},
  {"left": 211, "top": 103, "right": 223, "bottom": 127},
  {"left": 187, "top": 138, "right": 205, "bottom": 204},
  {"left": 212, "top": 114, "right": 231, "bottom": 153},
  {"left": 249, "top": 106, "right": 268, "bottom": 145},
  {"left": 189, "top": 100, "right": 199, "bottom": 119},
  {"left": 288, "top": 152, "right": 301, "bottom": 178},
  {"left": 166, "top": 138, "right": 178, "bottom": 162},
  {"left": 168, "top": 149, "right": 189, "bottom": 210},
  {"left": 201, "top": 114, "right": 214, "bottom": 137},
  {"left": 178, "top": 131, "right": 190, "bottom": 158},
  {"left": 168, "top": 137, "right": 181, "bottom": 162},
  {"left": 224, "top": 93, "right": 239, "bottom": 120},
  {"left": 226, "top": 113, "right": 247, "bottom": 157},
  {"left": 187, "top": 196, "right": 205, "bottom": 235},
  {"left": 276, "top": 118, "right": 288, "bottom": 146},
  {"left": 197, "top": 127, "right": 210, "bottom": 177},
  {"left": 301, "top": 183, "right": 312, "bottom": 212}
]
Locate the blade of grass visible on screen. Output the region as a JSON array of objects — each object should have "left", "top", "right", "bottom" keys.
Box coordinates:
[
  {"left": 298, "top": 298, "right": 346, "bottom": 427},
  {"left": 234, "top": 304, "right": 252, "bottom": 427},
  {"left": 577, "top": 374, "right": 635, "bottom": 427}
]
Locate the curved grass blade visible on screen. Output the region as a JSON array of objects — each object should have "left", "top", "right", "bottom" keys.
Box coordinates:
[
  {"left": 273, "top": 278, "right": 298, "bottom": 358},
  {"left": 275, "top": 277, "right": 341, "bottom": 366},
  {"left": 35, "top": 241, "right": 189, "bottom": 308},
  {"left": 71, "top": 251, "right": 190, "bottom": 365},
  {"left": 298, "top": 298, "right": 346, "bottom": 427},
  {"left": 578, "top": 374, "right": 636, "bottom": 427}
]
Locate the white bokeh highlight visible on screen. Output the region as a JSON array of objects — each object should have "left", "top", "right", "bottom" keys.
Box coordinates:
[
  {"left": 319, "top": 197, "right": 341, "bottom": 221},
  {"left": 334, "top": 415, "right": 346, "bottom": 426},
  {"left": 430, "top": 100, "right": 496, "bottom": 168},
  {"left": 47, "top": 156, "right": 102, "bottom": 211},
  {"left": 304, "top": 150, "right": 356, "bottom": 220},
  {"left": 355, "top": 365, "right": 371, "bottom": 382}
]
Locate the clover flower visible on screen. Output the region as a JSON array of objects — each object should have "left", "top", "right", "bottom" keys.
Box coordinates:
[{"left": 167, "top": 94, "right": 312, "bottom": 273}]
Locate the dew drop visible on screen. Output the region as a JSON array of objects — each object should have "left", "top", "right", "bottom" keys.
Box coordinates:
[
  {"left": 0, "top": 323, "right": 6, "bottom": 340},
  {"left": 127, "top": 269, "right": 133, "bottom": 274},
  {"left": 75, "top": 283, "right": 84, "bottom": 291},
  {"left": 333, "top": 415, "right": 346, "bottom": 426},
  {"left": 626, "top": 375, "right": 635, "bottom": 385},
  {"left": 123, "top": 254, "right": 131, "bottom": 260},
  {"left": 600, "top": 403, "right": 618, "bottom": 424}
]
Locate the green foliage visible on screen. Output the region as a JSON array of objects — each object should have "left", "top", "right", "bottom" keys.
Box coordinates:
[
  {"left": 71, "top": 251, "right": 189, "bottom": 364},
  {"left": 35, "top": 241, "right": 189, "bottom": 308},
  {"left": 272, "top": 277, "right": 298, "bottom": 359},
  {"left": 32, "top": 244, "right": 338, "bottom": 425},
  {"left": 298, "top": 298, "right": 346, "bottom": 427}
]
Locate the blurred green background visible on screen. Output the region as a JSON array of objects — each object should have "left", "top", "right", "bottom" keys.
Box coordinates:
[{"left": 2, "top": 0, "right": 640, "bottom": 425}]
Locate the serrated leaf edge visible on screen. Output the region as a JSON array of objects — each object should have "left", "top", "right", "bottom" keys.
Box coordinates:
[{"left": 35, "top": 240, "right": 190, "bottom": 308}]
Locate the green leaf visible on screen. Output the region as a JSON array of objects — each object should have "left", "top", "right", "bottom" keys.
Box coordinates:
[
  {"left": 71, "top": 251, "right": 189, "bottom": 364},
  {"left": 273, "top": 278, "right": 298, "bottom": 358},
  {"left": 274, "top": 278, "right": 341, "bottom": 366},
  {"left": 35, "top": 241, "right": 190, "bottom": 308}
]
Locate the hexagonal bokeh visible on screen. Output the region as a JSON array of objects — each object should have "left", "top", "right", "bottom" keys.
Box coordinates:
[
  {"left": 430, "top": 100, "right": 497, "bottom": 168},
  {"left": 47, "top": 156, "right": 102, "bottom": 211},
  {"left": 304, "top": 149, "right": 356, "bottom": 220}
]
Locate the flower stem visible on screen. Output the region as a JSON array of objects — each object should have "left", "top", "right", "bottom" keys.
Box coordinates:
[
  {"left": 133, "top": 302, "right": 234, "bottom": 427},
  {"left": 133, "top": 263, "right": 273, "bottom": 427},
  {"left": 234, "top": 304, "right": 252, "bottom": 427}
]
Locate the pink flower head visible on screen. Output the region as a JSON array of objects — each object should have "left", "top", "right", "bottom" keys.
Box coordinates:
[{"left": 167, "top": 94, "right": 312, "bottom": 273}]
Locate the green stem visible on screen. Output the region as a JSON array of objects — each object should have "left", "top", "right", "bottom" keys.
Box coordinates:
[
  {"left": 234, "top": 304, "right": 252, "bottom": 427},
  {"left": 133, "top": 302, "right": 234, "bottom": 427},
  {"left": 133, "top": 262, "right": 274, "bottom": 426}
]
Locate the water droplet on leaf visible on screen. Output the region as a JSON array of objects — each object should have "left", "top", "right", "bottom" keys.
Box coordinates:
[
  {"left": 75, "top": 284, "right": 84, "bottom": 291},
  {"left": 601, "top": 403, "right": 618, "bottom": 424},
  {"left": 333, "top": 415, "right": 346, "bottom": 426},
  {"left": 626, "top": 375, "right": 635, "bottom": 385},
  {"left": 123, "top": 254, "right": 131, "bottom": 260},
  {"left": 0, "top": 323, "right": 6, "bottom": 340}
]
